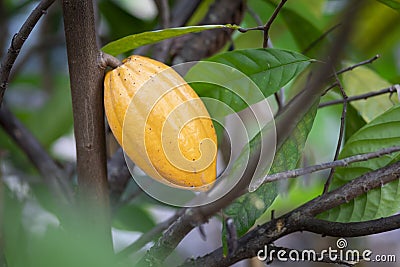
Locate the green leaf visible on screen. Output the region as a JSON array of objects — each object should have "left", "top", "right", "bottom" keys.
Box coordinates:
[
  {"left": 377, "top": 0, "right": 400, "bottom": 11},
  {"left": 319, "top": 104, "right": 400, "bottom": 222},
  {"left": 185, "top": 48, "right": 312, "bottom": 116},
  {"left": 280, "top": 8, "right": 328, "bottom": 57},
  {"left": 102, "top": 24, "right": 239, "bottom": 56},
  {"left": 223, "top": 100, "right": 319, "bottom": 246},
  {"left": 345, "top": 104, "right": 366, "bottom": 142},
  {"left": 342, "top": 62, "right": 397, "bottom": 123},
  {"left": 112, "top": 204, "right": 155, "bottom": 233}
]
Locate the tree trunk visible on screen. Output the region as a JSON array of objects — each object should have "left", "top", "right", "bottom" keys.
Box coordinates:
[{"left": 61, "top": 0, "right": 112, "bottom": 251}]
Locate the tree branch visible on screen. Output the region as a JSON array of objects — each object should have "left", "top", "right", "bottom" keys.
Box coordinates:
[
  {"left": 319, "top": 85, "right": 399, "bottom": 108},
  {"left": 319, "top": 55, "right": 381, "bottom": 99},
  {"left": 263, "top": 146, "right": 400, "bottom": 182},
  {"left": 300, "top": 214, "right": 400, "bottom": 237},
  {"left": 141, "top": 1, "right": 363, "bottom": 265},
  {"left": 8, "top": 35, "right": 65, "bottom": 82},
  {"left": 0, "top": 0, "right": 55, "bottom": 106},
  {"left": 135, "top": 0, "right": 203, "bottom": 58},
  {"left": 186, "top": 160, "right": 400, "bottom": 266},
  {"left": 0, "top": 104, "right": 73, "bottom": 203},
  {"left": 171, "top": 0, "right": 245, "bottom": 64},
  {"left": 262, "top": 0, "right": 287, "bottom": 48},
  {"left": 151, "top": 0, "right": 172, "bottom": 62},
  {"left": 62, "top": 0, "right": 111, "bottom": 249},
  {"left": 335, "top": 54, "right": 380, "bottom": 76},
  {"left": 154, "top": 0, "right": 170, "bottom": 29},
  {"left": 169, "top": 0, "right": 202, "bottom": 28}
]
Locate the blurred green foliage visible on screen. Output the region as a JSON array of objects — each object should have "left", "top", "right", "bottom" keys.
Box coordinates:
[{"left": 1, "top": 0, "right": 400, "bottom": 266}]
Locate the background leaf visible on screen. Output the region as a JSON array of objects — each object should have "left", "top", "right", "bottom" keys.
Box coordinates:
[
  {"left": 223, "top": 101, "right": 319, "bottom": 247},
  {"left": 279, "top": 7, "right": 328, "bottom": 57},
  {"left": 98, "top": 0, "right": 156, "bottom": 41},
  {"left": 341, "top": 62, "right": 398, "bottom": 122},
  {"left": 112, "top": 204, "right": 155, "bottom": 233},
  {"left": 101, "top": 24, "right": 239, "bottom": 56},
  {"left": 320, "top": 104, "right": 400, "bottom": 222},
  {"left": 186, "top": 48, "right": 312, "bottom": 116},
  {"left": 349, "top": 2, "right": 400, "bottom": 81},
  {"left": 345, "top": 104, "right": 367, "bottom": 142},
  {"left": 377, "top": 0, "right": 400, "bottom": 11}
]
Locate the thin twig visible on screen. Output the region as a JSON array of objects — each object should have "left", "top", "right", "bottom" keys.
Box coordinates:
[
  {"left": 249, "top": 1, "right": 287, "bottom": 110},
  {"left": 0, "top": 0, "right": 56, "bottom": 106},
  {"left": 238, "top": 0, "right": 288, "bottom": 47},
  {"left": 321, "top": 82, "right": 338, "bottom": 96},
  {"left": 335, "top": 54, "right": 380, "bottom": 76},
  {"left": 323, "top": 70, "right": 348, "bottom": 194},
  {"left": 326, "top": 54, "right": 380, "bottom": 81},
  {"left": 319, "top": 85, "right": 398, "bottom": 108},
  {"left": 264, "top": 146, "right": 400, "bottom": 182},
  {"left": 321, "top": 55, "right": 382, "bottom": 97},
  {"left": 263, "top": 0, "right": 287, "bottom": 48}
]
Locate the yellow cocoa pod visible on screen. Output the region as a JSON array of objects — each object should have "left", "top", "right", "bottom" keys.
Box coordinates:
[{"left": 104, "top": 55, "right": 217, "bottom": 190}]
